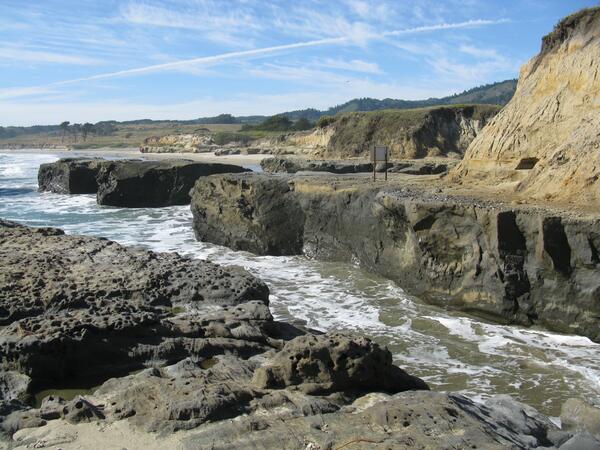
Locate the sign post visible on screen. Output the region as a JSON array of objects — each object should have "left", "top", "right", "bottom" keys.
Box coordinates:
[{"left": 372, "top": 145, "right": 389, "bottom": 181}]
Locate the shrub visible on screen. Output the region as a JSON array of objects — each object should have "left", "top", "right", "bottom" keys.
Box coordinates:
[
  {"left": 212, "top": 132, "right": 252, "bottom": 145},
  {"left": 316, "top": 115, "right": 336, "bottom": 128}
]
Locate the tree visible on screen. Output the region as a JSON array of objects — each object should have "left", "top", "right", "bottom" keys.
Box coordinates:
[
  {"left": 81, "top": 123, "right": 95, "bottom": 142},
  {"left": 316, "top": 115, "right": 336, "bottom": 129},
  {"left": 71, "top": 123, "right": 81, "bottom": 143},
  {"left": 94, "top": 122, "right": 117, "bottom": 136},
  {"left": 59, "top": 121, "right": 70, "bottom": 143},
  {"left": 293, "top": 117, "right": 314, "bottom": 131}
]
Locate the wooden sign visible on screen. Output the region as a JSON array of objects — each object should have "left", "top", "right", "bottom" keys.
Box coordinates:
[{"left": 372, "top": 145, "right": 389, "bottom": 181}]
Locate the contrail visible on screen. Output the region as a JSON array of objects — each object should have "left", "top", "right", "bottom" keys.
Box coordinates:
[{"left": 0, "top": 19, "right": 507, "bottom": 99}]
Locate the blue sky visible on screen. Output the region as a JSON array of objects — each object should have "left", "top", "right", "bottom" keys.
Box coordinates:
[{"left": 0, "top": 0, "right": 597, "bottom": 125}]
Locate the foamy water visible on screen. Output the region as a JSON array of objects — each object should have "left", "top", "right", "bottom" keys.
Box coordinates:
[{"left": 1, "top": 151, "right": 599, "bottom": 415}]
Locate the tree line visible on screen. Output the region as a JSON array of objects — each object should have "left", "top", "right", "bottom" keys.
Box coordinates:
[{"left": 58, "top": 121, "right": 117, "bottom": 143}]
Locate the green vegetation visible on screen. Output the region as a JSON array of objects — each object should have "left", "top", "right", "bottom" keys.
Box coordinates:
[
  {"left": 327, "top": 104, "right": 501, "bottom": 158},
  {"left": 281, "top": 79, "right": 517, "bottom": 121},
  {"left": 168, "top": 306, "right": 186, "bottom": 316},
  {"left": 212, "top": 131, "right": 253, "bottom": 145},
  {"left": 316, "top": 115, "right": 335, "bottom": 129},
  {"left": 0, "top": 79, "right": 516, "bottom": 148},
  {"left": 241, "top": 115, "right": 314, "bottom": 132}
]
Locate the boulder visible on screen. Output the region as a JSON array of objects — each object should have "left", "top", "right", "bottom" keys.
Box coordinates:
[
  {"left": 0, "top": 219, "right": 269, "bottom": 384},
  {"left": 95, "top": 159, "right": 251, "bottom": 207},
  {"left": 561, "top": 398, "right": 600, "bottom": 440},
  {"left": 252, "top": 333, "right": 429, "bottom": 394},
  {"left": 38, "top": 158, "right": 110, "bottom": 194}
]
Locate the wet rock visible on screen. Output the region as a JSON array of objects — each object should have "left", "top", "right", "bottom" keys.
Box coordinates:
[
  {"left": 561, "top": 398, "right": 600, "bottom": 440},
  {"left": 252, "top": 333, "right": 429, "bottom": 394},
  {"left": 37, "top": 158, "right": 251, "bottom": 207},
  {"left": 559, "top": 432, "right": 600, "bottom": 450},
  {"left": 38, "top": 158, "right": 109, "bottom": 194},
  {"left": 191, "top": 173, "right": 600, "bottom": 341},
  {"left": 95, "top": 159, "right": 250, "bottom": 207},
  {"left": 191, "top": 174, "right": 305, "bottom": 255}
]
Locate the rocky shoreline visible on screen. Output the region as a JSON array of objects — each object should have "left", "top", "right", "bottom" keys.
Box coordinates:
[
  {"left": 190, "top": 172, "right": 600, "bottom": 343},
  {"left": 2, "top": 219, "right": 598, "bottom": 449},
  {"left": 38, "top": 158, "right": 250, "bottom": 207}
]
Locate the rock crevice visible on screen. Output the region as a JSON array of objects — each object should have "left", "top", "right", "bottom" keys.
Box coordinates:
[{"left": 191, "top": 173, "right": 600, "bottom": 341}]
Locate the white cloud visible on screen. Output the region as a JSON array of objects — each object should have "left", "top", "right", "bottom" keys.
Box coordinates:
[
  {"left": 459, "top": 44, "right": 502, "bottom": 60},
  {"left": 120, "top": 2, "right": 261, "bottom": 46},
  {"left": 0, "top": 86, "right": 57, "bottom": 100},
  {"left": 0, "top": 47, "right": 103, "bottom": 66},
  {"left": 3, "top": 18, "right": 508, "bottom": 101}
]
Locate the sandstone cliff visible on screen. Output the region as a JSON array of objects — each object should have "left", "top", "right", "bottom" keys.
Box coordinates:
[
  {"left": 140, "top": 132, "right": 215, "bottom": 153},
  {"left": 452, "top": 8, "right": 600, "bottom": 208}
]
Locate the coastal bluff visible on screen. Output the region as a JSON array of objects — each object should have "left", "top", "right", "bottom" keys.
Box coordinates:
[
  {"left": 191, "top": 173, "right": 600, "bottom": 343},
  {"left": 452, "top": 7, "right": 600, "bottom": 208}
]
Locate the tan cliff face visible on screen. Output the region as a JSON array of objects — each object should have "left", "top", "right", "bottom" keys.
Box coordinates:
[
  {"left": 140, "top": 133, "right": 215, "bottom": 153},
  {"left": 451, "top": 8, "right": 600, "bottom": 208}
]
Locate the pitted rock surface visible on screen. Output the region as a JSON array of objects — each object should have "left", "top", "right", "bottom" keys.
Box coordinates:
[{"left": 252, "top": 333, "right": 429, "bottom": 394}]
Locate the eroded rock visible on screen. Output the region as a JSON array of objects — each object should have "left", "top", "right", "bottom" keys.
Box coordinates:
[
  {"left": 38, "top": 158, "right": 110, "bottom": 194},
  {"left": 37, "top": 158, "right": 251, "bottom": 207},
  {"left": 252, "top": 333, "right": 428, "bottom": 394},
  {"left": 96, "top": 159, "right": 251, "bottom": 207},
  {"left": 190, "top": 173, "right": 600, "bottom": 342}
]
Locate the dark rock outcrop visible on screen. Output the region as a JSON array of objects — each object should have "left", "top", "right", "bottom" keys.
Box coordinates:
[
  {"left": 38, "top": 158, "right": 109, "bottom": 194},
  {"left": 261, "top": 157, "right": 374, "bottom": 174},
  {"left": 191, "top": 173, "right": 600, "bottom": 342},
  {"left": 38, "top": 158, "right": 251, "bottom": 207},
  {"left": 95, "top": 159, "right": 251, "bottom": 207},
  {"left": 0, "top": 219, "right": 269, "bottom": 386},
  {"left": 0, "top": 219, "right": 431, "bottom": 440},
  {"left": 1, "top": 220, "right": 595, "bottom": 449}
]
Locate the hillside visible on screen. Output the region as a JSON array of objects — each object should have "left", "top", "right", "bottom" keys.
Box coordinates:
[
  {"left": 282, "top": 104, "right": 500, "bottom": 159},
  {"left": 284, "top": 79, "right": 516, "bottom": 121},
  {"left": 451, "top": 7, "right": 600, "bottom": 209},
  {"left": 0, "top": 79, "right": 515, "bottom": 148}
]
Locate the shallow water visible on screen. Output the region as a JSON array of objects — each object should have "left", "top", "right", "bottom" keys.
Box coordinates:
[{"left": 2, "top": 151, "right": 599, "bottom": 416}]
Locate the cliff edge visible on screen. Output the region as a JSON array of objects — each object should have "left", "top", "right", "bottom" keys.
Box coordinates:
[{"left": 452, "top": 7, "right": 600, "bottom": 209}]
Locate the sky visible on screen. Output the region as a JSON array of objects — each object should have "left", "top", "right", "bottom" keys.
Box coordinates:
[{"left": 0, "top": 0, "right": 597, "bottom": 126}]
